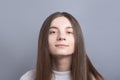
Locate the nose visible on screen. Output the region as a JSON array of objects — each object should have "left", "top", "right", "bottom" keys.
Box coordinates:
[{"left": 57, "top": 32, "right": 66, "bottom": 41}]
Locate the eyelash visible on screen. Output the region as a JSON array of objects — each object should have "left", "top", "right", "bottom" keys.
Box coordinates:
[
  {"left": 49, "top": 31, "right": 73, "bottom": 34},
  {"left": 67, "top": 32, "right": 73, "bottom": 34},
  {"left": 49, "top": 31, "right": 56, "bottom": 34}
]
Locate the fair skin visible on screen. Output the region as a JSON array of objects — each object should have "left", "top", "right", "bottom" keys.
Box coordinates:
[{"left": 48, "top": 16, "right": 75, "bottom": 71}]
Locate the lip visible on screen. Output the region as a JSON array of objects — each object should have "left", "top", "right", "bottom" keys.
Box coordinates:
[{"left": 55, "top": 44, "right": 69, "bottom": 47}]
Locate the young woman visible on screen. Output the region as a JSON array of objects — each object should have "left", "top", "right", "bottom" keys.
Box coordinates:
[{"left": 20, "top": 12, "right": 104, "bottom": 80}]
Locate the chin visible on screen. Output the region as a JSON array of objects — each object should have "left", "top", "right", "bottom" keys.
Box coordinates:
[
  {"left": 52, "top": 54, "right": 72, "bottom": 58},
  {"left": 53, "top": 52, "right": 73, "bottom": 56}
]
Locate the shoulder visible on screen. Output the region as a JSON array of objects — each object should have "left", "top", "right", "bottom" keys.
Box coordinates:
[
  {"left": 92, "top": 75, "right": 96, "bottom": 80},
  {"left": 20, "top": 69, "right": 36, "bottom": 80},
  {"left": 91, "top": 73, "right": 96, "bottom": 80}
]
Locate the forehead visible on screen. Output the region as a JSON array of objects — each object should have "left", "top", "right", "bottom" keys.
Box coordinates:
[{"left": 50, "top": 16, "right": 72, "bottom": 28}]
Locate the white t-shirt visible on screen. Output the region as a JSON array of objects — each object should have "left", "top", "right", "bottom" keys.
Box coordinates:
[
  {"left": 20, "top": 69, "right": 36, "bottom": 80},
  {"left": 20, "top": 69, "right": 70, "bottom": 80},
  {"left": 20, "top": 69, "right": 95, "bottom": 80}
]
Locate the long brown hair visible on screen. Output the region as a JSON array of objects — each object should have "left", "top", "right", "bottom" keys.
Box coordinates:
[{"left": 36, "top": 12, "right": 104, "bottom": 80}]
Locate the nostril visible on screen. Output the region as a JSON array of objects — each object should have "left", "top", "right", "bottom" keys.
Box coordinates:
[
  {"left": 58, "top": 38, "right": 66, "bottom": 41},
  {"left": 58, "top": 38, "right": 62, "bottom": 40}
]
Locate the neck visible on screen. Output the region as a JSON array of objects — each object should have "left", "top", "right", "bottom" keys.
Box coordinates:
[{"left": 52, "top": 55, "right": 72, "bottom": 72}]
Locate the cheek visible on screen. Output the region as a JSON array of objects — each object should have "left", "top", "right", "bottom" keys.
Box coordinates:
[
  {"left": 48, "top": 35, "right": 56, "bottom": 45},
  {"left": 69, "top": 37, "right": 75, "bottom": 50},
  {"left": 68, "top": 36, "right": 75, "bottom": 44},
  {"left": 48, "top": 36, "right": 57, "bottom": 54},
  {"left": 48, "top": 37, "right": 53, "bottom": 51}
]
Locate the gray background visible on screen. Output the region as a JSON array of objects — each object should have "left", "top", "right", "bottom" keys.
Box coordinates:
[{"left": 0, "top": 0, "right": 120, "bottom": 80}]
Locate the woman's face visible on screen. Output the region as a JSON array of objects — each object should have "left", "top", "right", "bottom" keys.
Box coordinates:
[{"left": 48, "top": 16, "right": 75, "bottom": 57}]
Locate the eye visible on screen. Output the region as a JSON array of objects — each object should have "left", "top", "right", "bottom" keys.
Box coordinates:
[
  {"left": 49, "top": 31, "right": 56, "bottom": 34},
  {"left": 67, "top": 31, "right": 73, "bottom": 34}
]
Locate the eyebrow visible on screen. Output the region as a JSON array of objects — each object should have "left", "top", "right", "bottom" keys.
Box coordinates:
[
  {"left": 49, "top": 26, "right": 58, "bottom": 29},
  {"left": 49, "top": 26, "right": 73, "bottom": 29}
]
